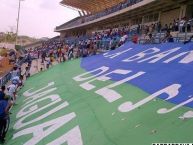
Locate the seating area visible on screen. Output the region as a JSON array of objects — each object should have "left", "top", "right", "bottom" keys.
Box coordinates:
[
  {"left": 84, "top": 0, "right": 143, "bottom": 23},
  {"left": 56, "top": 0, "right": 144, "bottom": 30}
]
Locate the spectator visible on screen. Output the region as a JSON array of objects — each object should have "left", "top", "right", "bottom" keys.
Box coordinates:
[
  {"left": 162, "top": 24, "right": 168, "bottom": 32},
  {"left": 68, "top": 45, "right": 74, "bottom": 60},
  {"left": 45, "top": 57, "right": 51, "bottom": 69},
  {"left": 179, "top": 18, "right": 185, "bottom": 32},
  {"left": 25, "top": 66, "right": 30, "bottom": 78},
  {"left": 41, "top": 51, "right": 46, "bottom": 63},
  {"left": 11, "top": 75, "right": 24, "bottom": 89},
  {"left": 137, "top": 24, "right": 140, "bottom": 34},
  {"left": 10, "top": 66, "right": 18, "bottom": 79},
  {"left": 110, "top": 38, "right": 117, "bottom": 50},
  {"left": 0, "top": 95, "right": 12, "bottom": 143},
  {"left": 132, "top": 34, "right": 138, "bottom": 44},
  {"left": 61, "top": 48, "right": 66, "bottom": 62},
  {"left": 184, "top": 35, "right": 193, "bottom": 44},
  {"left": 119, "top": 33, "right": 128, "bottom": 46},
  {"left": 157, "top": 22, "right": 162, "bottom": 33},
  {"left": 145, "top": 33, "right": 155, "bottom": 44},
  {"left": 7, "top": 83, "right": 17, "bottom": 104},
  {"left": 169, "top": 23, "right": 173, "bottom": 31},
  {"left": 26, "top": 52, "right": 32, "bottom": 66},
  {"left": 162, "top": 30, "right": 174, "bottom": 43},
  {"left": 175, "top": 18, "right": 179, "bottom": 31},
  {"left": 0, "top": 86, "right": 6, "bottom": 101},
  {"left": 17, "top": 67, "right": 22, "bottom": 76},
  {"left": 187, "top": 19, "right": 192, "bottom": 32}
]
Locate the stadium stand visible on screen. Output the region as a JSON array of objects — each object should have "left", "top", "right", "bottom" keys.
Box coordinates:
[{"left": 56, "top": 0, "right": 193, "bottom": 39}]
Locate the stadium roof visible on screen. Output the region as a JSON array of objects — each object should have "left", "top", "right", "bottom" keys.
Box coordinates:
[{"left": 60, "top": 0, "right": 125, "bottom": 13}]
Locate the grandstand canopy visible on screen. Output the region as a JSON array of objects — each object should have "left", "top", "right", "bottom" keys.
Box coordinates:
[{"left": 60, "top": 0, "right": 125, "bottom": 13}]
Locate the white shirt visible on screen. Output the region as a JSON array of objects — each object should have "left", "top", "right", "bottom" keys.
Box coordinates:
[
  {"left": 11, "top": 70, "right": 18, "bottom": 79},
  {"left": 11, "top": 76, "right": 20, "bottom": 84},
  {"left": 120, "top": 35, "right": 128, "bottom": 42},
  {"left": 7, "top": 84, "right": 16, "bottom": 97},
  {"left": 179, "top": 20, "right": 185, "bottom": 27}
]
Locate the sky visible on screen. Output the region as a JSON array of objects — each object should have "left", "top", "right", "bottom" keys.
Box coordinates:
[{"left": 0, "top": 0, "right": 79, "bottom": 38}]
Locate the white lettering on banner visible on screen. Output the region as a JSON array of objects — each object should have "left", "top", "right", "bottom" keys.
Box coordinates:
[
  {"left": 16, "top": 94, "right": 61, "bottom": 118},
  {"left": 118, "top": 84, "right": 181, "bottom": 112},
  {"left": 138, "top": 47, "right": 181, "bottom": 63},
  {"left": 122, "top": 48, "right": 160, "bottom": 62},
  {"left": 13, "top": 113, "right": 76, "bottom": 145},
  {"left": 13, "top": 82, "right": 84, "bottom": 145},
  {"left": 103, "top": 48, "right": 132, "bottom": 59},
  {"left": 157, "top": 96, "right": 193, "bottom": 114},
  {"left": 47, "top": 126, "right": 83, "bottom": 145},
  {"left": 179, "top": 50, "right": 193, "bottom": 64},
  {"left": 23, "top": 88, "right": 57, "bottom": 106},
  {"left": 23, "top": 82, "right": 55, "bottom": 97},
  {"left": 73, "top": 66, "right": 109, "bottom": 82},
  {"left": 101, "top": 45, "right": 193, "bottom": 64},
  {"left": 73, "top": 67, "right": 145, "bottom": 103},
  {"left": 163, "top": 51, "right": 190, "bottom": 63},
  {"left": 74, "top": 66, "right": 193, "bottom": 119},
  {"left": 14, "top": 100, "right": 69, "bottom": 130},
  {"left": 80, "top": 69, "right": 131, "bottom": 90},
  {"left": 95, "top": 71, "right": 145, "bottom": 103},
  {"left": 180, "top": 110, "right": 193, "bottom": 119}
]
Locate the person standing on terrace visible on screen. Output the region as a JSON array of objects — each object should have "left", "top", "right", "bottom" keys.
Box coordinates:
[
  {"left": 7, "top": 82, "right": 17, "bottom": 105},
  {"left": 0, "top": 95, "right": 12, "bottom": 143},
  {"left": 162, "top": 30, "right": 174, "bottom": 43},
  {"left": 10, "top": 66, "right": 18, "bottom": 79},
  {"left": 0, "top": 86, "right": 6, "bottom": 101}
]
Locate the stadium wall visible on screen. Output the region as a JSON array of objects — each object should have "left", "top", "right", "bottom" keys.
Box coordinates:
[{"left": 160, "top": 8, "right": 181, "bottom": 26}]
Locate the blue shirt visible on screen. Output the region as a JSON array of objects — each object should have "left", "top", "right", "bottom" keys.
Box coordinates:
[
  {"left": 0, "top": 100, "right": 8, "bottom": 118},
  {"left": 0, "top": 91, "right": 5, "bottom": 101}
]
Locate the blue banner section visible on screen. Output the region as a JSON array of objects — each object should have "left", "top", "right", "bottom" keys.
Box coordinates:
[{"left": 81, "top": 42, "right": 193, "bottom": 108}]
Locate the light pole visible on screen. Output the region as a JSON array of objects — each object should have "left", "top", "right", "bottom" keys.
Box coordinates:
[{"left": 15, "top": 0, "right": 24, "bottom": 46}]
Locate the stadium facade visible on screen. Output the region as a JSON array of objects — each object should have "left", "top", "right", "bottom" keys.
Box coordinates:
[{"left": 55, "top": 0, "right": 193, "bottom": 38}]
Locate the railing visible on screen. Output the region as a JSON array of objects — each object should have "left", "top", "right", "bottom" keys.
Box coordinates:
[
  {"left": 0, "top": 72, "right": 11, "bottom": 87},
  {"left": 17, "top": 55, "right": 27, "bottom": 66},
  {"left": 84, "top": 0, "right": 143, "bottom": 23},
  {"left": 0, "top": 55, "right": 27, "bottom": 87},
  {"left": 138, "top": 32, "right": 193, "bottom": 44}
]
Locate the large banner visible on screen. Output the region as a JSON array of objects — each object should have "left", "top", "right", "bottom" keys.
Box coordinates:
[
  {"left": 7, "top": 42, "right": 193, "bottom": 145},
  {"left": 81, "top": 42, "right": 193, "bottom": 109}
]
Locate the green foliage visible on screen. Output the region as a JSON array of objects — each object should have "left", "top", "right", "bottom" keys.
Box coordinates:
[{"left": 0, "top": 32, "right": 16, "bottom": 43}]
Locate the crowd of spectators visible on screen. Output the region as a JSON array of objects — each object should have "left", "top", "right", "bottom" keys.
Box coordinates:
[
  {"left": 57, "top": 16, "right": 193, "bottom": 46},
  {"left": 32, "top": 17, "right": 193, "bottom": 63},
  {"left": 28, "top": 27, "right": 131, "bottom": 66},
  {"left": 0, "top": 59, "right": 31, "bottom": 143},
  {"left": 142, "top": 17, "right": 193, "bottom": 35},
  {"left": 135, "top": 17, "right": 193, "bottom": 44}
]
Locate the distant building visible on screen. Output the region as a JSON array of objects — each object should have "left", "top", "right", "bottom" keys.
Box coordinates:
[{"left": 23, "top": 41, "right": 44, "bottom": 51}]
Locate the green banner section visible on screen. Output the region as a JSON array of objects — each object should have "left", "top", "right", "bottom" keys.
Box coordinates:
[{"left": 6, "top": 59, "right": 193, "bottom": 145}]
